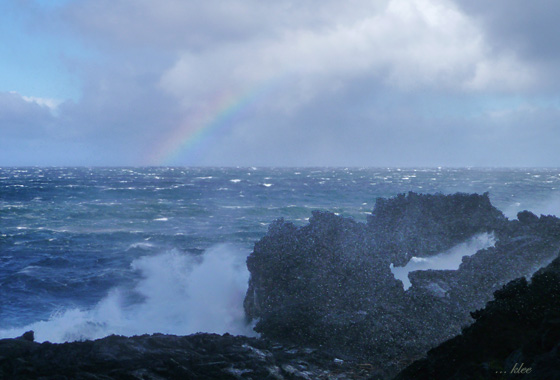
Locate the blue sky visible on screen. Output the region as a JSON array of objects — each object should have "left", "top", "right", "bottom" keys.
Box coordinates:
[
  {"left": 0, "top": 1, "right": 83, "bottom": 101},
  {"left": 2, "top": 0, "right": 560, "bottom": 167}
]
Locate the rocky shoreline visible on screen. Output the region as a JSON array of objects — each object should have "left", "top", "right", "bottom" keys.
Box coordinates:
[
  {"left": 0, "top": 332, "right": 384, "bottom": 379},
  {"left": 2, "top": 192, "right": 559, "bottom": 379}
]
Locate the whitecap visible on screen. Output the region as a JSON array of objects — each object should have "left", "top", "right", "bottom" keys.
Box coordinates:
[
  {"left": 18, "top": 265, "right": 41, "bottom": 275},
  {"left": 127, "top": 242, "right": 154, "bottom": 250}
]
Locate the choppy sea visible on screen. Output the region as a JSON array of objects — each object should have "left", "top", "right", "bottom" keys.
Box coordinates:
[{"left": 2, "top": 167, "right": 560, "bottom": 342}]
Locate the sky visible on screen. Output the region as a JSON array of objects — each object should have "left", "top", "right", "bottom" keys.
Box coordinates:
[{"left": 1, "top": 0, "right": 560, "bottom": 167}]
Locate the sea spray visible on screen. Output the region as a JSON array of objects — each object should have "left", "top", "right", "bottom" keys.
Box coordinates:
[
  {"left": 503, "top": 194, "right": 560, "bottom": 219},
  {"left": 0, "top": 244, "right": 256, "bottom": 342},
  {"left": 390, "top": 232, "right": 496, "bottom": 290}
]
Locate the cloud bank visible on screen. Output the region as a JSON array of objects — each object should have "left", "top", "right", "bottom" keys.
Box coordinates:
[{"left": 1, "top": 0, "right": 559, "bottom": 166}]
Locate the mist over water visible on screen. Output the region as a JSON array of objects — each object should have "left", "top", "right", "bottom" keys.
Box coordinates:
[
  {"left": 504, "top": 194, "right": 560, "bottom": 220},
  {"left": 0, "top": 245, "right": 255, "bottom": 343}
]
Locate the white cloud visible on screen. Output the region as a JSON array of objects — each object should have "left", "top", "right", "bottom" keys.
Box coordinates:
[
  {"left": 19, "top": 94, "right": 62, "bottom": 111},
  {"left": 7, "top": 91, "right": 61, "bottom": 112},
  {"left": 6, "top": 0, "right": 555, "bottom": 166},
  {"left": 159, "top": 0, "right": 536, "bottom": 113}
]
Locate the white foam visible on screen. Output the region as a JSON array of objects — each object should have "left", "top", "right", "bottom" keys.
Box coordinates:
[
  {"left": 390, "top": 232, "right": 496, "bottom": 290},
  {"left": 0, "top": 245, "right": 256, "bottom": 343},
  {"left": 17, "top": 265, "right": 41, "bottom": 275},
  {"left": 127, "top": 242, "right": 154, "bottom": 250}
]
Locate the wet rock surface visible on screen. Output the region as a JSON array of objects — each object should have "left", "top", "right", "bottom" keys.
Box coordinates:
[
  {"left": 0, "top": 332, "right": 380, "bottom": 379},
  {"left": 368, "top": 192, "right": 507, "bottom": 264},
  {"left": 395, "top": 256, "right": 560, "bottom": 379},
  {"left": 244, "top": 192, "right": 560, "bottom": 378}
]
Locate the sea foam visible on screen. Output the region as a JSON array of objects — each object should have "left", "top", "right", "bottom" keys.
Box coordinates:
[
  {"left": 0, "top": 245, "right": 255, "bottom": 343},
  {"left": 390, "top": 232, "right": 496, "bottom": 290}
]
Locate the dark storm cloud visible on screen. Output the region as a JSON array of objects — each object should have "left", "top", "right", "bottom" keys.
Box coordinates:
[
  {"left": 0, "top": 92, "right": 54, "bottom": 138},
  {"left": 193, "top": 80, "right": 560, "bottom": 167},
  {"left": 53, "top": 66, "right": 185, "bottom": 164},
  {"left": 453, "top": 0, "right": 560, "bottom": 91},
  {"left": 454, "top": 0, "right": 560, "bottom": 60}
]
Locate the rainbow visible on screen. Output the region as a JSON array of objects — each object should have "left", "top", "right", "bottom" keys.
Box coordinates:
[{"left": 146, "top": 79, "right": 280, "bottom": 166}]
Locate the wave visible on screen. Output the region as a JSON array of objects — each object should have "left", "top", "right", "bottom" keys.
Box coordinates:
[
  {"left": 127, "top": 242, "right": 154, "bottom": 250},
  {"left": 0, "top": 245, "right": 255, "bottom": 343}
]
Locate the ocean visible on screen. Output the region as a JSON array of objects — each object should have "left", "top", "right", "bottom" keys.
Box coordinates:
[{"left": 2, "top": 167, "right": 560, "bottom": 343}]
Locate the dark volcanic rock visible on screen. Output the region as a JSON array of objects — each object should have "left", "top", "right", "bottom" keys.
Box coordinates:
[
  {"left": 368, "top": 192, "right": 507, "bottom": 265},
  {"left": 244, "top": 192, "right": 560, "bottom": 378},
  {"left": 395, "top": 256, "right": 560, "bottom": 380},
  {"left": 244, "top": 210, "right": 405, "bottom": 370},
  {"left": 0, "top": 332, "right": 380, "bottom": 379}
]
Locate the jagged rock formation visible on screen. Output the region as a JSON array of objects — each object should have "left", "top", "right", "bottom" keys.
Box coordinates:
[
  {"left": 0, "top": 332, "right": 379, "bottom": 379},
  {"left": 395, "top": 256, "right": 560, "bottom": 379},
  {"left": 368, "top": 192, "right": 506, "bottom": 265},
  {"left": 244, "top": 192, "right": 560, "bottom": 378}
]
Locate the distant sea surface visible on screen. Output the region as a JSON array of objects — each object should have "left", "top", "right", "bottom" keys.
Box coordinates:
[{"left": 2, "top": 167, "right": 560, "bottom": 342}]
